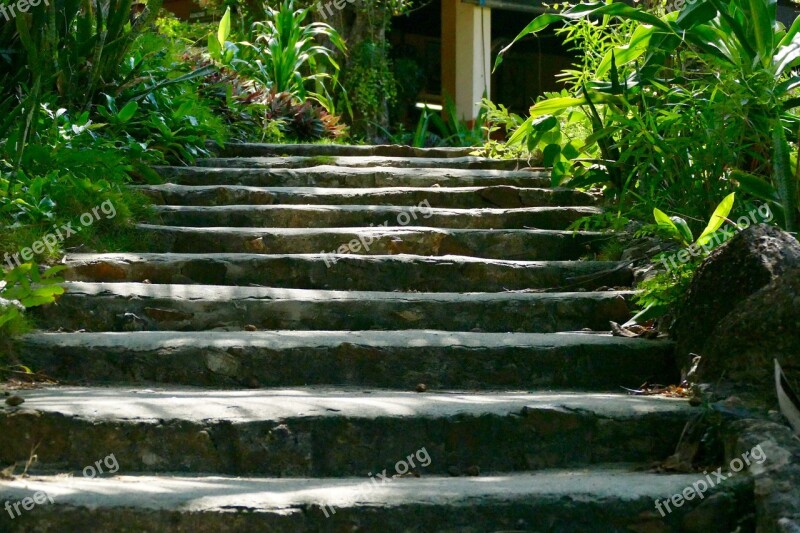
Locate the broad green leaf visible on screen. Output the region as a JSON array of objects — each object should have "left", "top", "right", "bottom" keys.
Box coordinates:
[
  {"left": 697, "top": 192, "right": 736, "bottom": 246},
  {"left": 218, "top": 7, "right": 232, "bottom": 47},
  {"left": 208, "top": 33, "right": 222, "bottom": 60},
  {"left": 596, "top": 24, "right": 655, "bottom": 78},
  {"left": 670, "top": 216, "right": 694, "bottom": 244},
  {"left": 530, "top": 97, "right": 587, "bottom": 117},
  {"left": 654, "top": 207, "right": 684, "bottom": 242},
  {"left": 748, "top": 0, "right": 774, "bottom": 67},
  {"left": 117, "top": 101, "right": 138, "bottom": 123},
  {"left": 779, "top": 14, "right": 800, "bottom": 48},
  {"left": 731, "top": 170, "right": 779, "bottom": 202},
  {"left": 676, "top": 0, "right": 718, "bottom": 28}
]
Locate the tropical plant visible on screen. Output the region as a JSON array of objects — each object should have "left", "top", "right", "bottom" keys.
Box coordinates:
[
  {"left": 0, "top": 263, "right": 65, "bottom": 334},
  {"left": 211, "top": 2, "right": 346, "bottom": 104},
  {"left": 654, "top": 193, "right": 736, "bottom": 248},
  {"left": 495, "top": 0, "right": 800, "bottom": 231}
]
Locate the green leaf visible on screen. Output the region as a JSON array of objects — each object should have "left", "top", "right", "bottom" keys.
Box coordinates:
[
  {"left": 530, "top": 97, "right": 587, "bottom": 117},
  {"left": 676, "top": 0, "right": 718, "bottom": 28},
  {"left": 731, "top": 169, "right": 779, "bottom": 202},
  {"left": 697, "top": 192, "right": 736, "bottom": 246},
  {"left": 654, "top": 207, "right": 684, "bottom": 242},
  {"left": 747, "top": 0, "right": 774, "bottom": 67},
  {"left": 218, "top": 7, "right": 231, "bottom": 47},
  {"left": 596, "top": 25, "right": 655, "bottom": 78},
  {"left": 116, "top": 101, "right": 138, "bottom": 123},
  {"left": 670, "top": 216, "right": 694, "bottom": 245},
  {"left": 208, "top": 33, "right": 222, "bottom": 60}
]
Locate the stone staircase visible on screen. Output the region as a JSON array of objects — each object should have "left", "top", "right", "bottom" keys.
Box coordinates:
[{"left": 1, "top": 144, "right": 747, "bottom": 531}]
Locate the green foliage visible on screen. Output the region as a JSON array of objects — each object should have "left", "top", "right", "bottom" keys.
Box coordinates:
[
  {"left": 654, "top": 193, "right": 736, "bottom": 247},
  {"left": 495, "top": 0, "right": 800, "bottom": 230},
  {"left": 634, "top": 261, "right": 698, "bottom": 323},
  {"left": 0, "top": 263, "right": 65, "bottom": 335},
  {"left": 343, "top": 40, "right": 397, "bottom": 137},
  {"left": 398, "top": 98, "right": 486, "bottom": 148},
  {"left": 212, "top": 2, "right": 346, "bottom": 103}
]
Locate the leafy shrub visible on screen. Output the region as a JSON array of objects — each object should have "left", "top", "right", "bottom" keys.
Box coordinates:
[{"left": 496, "top": 0, "right": 800, "bottom": 231}]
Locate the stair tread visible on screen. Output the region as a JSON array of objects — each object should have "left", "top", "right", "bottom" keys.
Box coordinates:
[
  {"left": 63, "top": 251, "right": 623, "bottom": 268},
  {"left": 5, "top": 385, "right": 690, "bottom": 422},
  {"left": 0, "top": 467, "right": 709, "bottom": 511},
  {"left": 23, "top": 329, "right": 667, "bottom": 349},
  {"left": 136, "top": 223, "right": 603, "bottom": 236},
  {"left": 154, "top": 164, "right": 550, "bottom": 189},
  {"left": 194, "top": 155, "right": 521, "bottom": 169},
  {"left": 57, "top": 281, "right": 633, "bottom": 301}
]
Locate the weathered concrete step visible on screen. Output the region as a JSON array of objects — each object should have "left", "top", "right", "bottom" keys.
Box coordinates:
[
  {"left": 0, "top": 387, "right": 692, "bottom": 476},
  {"left": 0, "top": 468, "right": 750, "bottom": 532},
  {"left": 154, "top": 165, "right": 549, "bottom": 188},
  {"left": 135, "top": 225, "right": 606, "bottom": 260},
  {"left": 152, "top": 205, "right": 599, "bottom": 230},
  {"left": 19, "top": 331, "right": 677, "bottom": 390},
  {"left": 62, "top": 253, "right": 633, "bottom": 291},
  {"left": 135, "top": 183, "right": 594, "bottom": 208},
  {"left": 195, "top": 155, "right": 522, "bottom": 170},
  {"left": 34, "top": 282, "right": 633, "bottom": 332},
  {"left": 213, "top": 142, "right": 477, "bottom": 158}
]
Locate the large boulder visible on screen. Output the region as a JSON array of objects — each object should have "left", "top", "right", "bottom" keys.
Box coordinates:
[
  {"left": 700, "top": 266, "right": 800, "bottom": 397},
  {"left": 672, "top": 224, "right": 800, "bottom": 372}
]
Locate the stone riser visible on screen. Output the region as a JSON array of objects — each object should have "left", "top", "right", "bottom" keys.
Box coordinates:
[
  {"left": 152, "top": 205, "right": 599, "bottom": 231},
  {"left": 33, "top": 283, "right": 633, "bottom": 333},
  {"left": 195, "top": 155, "right": 522, "bottom": 170},
  {"left": 63, "top": 254, "right": 632, "bottom": 292},
  {"left": 153, "top": 166, "right": 549, "bottom": 188},
  {"left": 134, "top": 225, "right": 605, "bottom": 261},
  {"left": 212, "top": 142, "right": 478, "bottom": 158},
  {"left": 0, "top": 390, "right": 690, "bottom": 476},
  {"left": 135, "top": 184, "right": 594, "bottom": 209},
  {"left": 19, "top": 331, "right": 677, "bottom": 390}
]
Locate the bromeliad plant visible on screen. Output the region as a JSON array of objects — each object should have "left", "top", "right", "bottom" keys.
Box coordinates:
[{"left": 495, "top": 0, "right": 800, "bottom": 232}]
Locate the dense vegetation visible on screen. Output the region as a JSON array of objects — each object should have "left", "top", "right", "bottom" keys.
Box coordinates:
[
  {"left": 0, "top": 0, "right": 356, "bottom": 341},
  {"left": 494, "top": 0, "right": 800, "bottom": 319},
  {"left": 2, "top": 0, "right": 798, "bottom": 346}
]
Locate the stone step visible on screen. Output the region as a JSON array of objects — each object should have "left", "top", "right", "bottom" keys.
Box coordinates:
[
  {"left": 195, "top": 155, "right": 522, "bottom": 170},
  {"left": 136, "top": 224, "right": 609, "bottom": 261},
  {"left": 154, "top": 165, "right": 550, "bottom": 188},
  {"left": 33, "top": 282, "right": 633, "bottom": 333},
  {"left": 152, "top": 205, "right": 599, "bottom": 230},
  {"left": 19, "top": 330, "right": 676, "bottom": 390},
  {"left": 0, "top": 468, "right": 750, "bottom": 532},
  {"left": 135, "top": 184, "right": 594, "bottom": 209},
  {"left": 0, "top": 386, "right": 691, "bottom": 476},
  {"left": 62, "top": 253, "right": 632, "bottom": 292},
  {"left": 135, "top": 225, "right": 606, "bottom": 260},
  {"left": 213, "top": 142, "right": 478, "bottom": 158}
]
